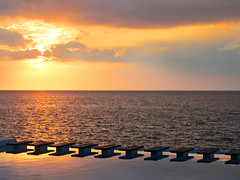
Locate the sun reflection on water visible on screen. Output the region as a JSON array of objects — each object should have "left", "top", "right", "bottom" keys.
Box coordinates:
[{"left": 21, "top": 91, "right": 73, "bottom": 142}]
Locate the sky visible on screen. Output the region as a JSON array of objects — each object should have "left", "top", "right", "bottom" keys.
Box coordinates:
[{"left": 0, "top": 0, "right": 240, "bottom": 90}]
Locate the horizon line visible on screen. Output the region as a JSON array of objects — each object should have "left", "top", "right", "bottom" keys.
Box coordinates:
[{"left": 0, "top": 90, "right": 240, "bottom": 92}]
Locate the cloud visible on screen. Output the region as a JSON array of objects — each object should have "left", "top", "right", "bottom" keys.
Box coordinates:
[
  {"left": 123, "top": 40, "right": 240, "bottom": 76},
  {"left": 0, "top": 0, "right": 240, "bottom": 27},
  {"left": 221, "top": 38, "right": 240, "bottom": 53},
  {"left": 0, "top": 49, "right": 41, "bottom": 60},
  {"left": 0, "top": 28, "right": 39, "bottom": 60},
  {"left": 0, "top": 28, "right": 27, "bottom": 46},
  {"left": 43, "top": 38, "right": 240, "bottom": 77},
  {"left": 45, "top": 41, "right": 121, "bottom": 62}
]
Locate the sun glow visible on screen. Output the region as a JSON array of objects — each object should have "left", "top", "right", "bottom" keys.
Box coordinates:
[
  {"left": 27, "top": 28, "right": 71, "bottom": 53},
  {"left": 28, "top": 56, "right": 47, "bottom": 69},
  {"left": 3, "top": 20, "right": 81, "bottom": 69},
  {"left": 8, "top": 20, "right": 79, "bottom": 53}
]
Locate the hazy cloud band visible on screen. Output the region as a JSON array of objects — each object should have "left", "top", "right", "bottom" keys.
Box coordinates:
[{"left": 0, "top": 0, "right": 240, "bottom": 27}]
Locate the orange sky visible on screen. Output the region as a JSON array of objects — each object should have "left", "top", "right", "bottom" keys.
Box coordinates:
[{"left": 0, "top": 0, "right": 240, "bottom": 90}]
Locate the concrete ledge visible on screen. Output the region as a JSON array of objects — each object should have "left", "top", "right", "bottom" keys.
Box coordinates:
[
  {"left": 94, "top": 144, "right": 121, "bottom": 158},
  {"left": 0, "top": 138, "right": 16, "bottom": 147},
  {"left": 119, "top": 145, "right": 144, "bottom": 160},
  {"left": 144, "top": 146, "right": 169, "bottom": 161},
  {"left": 0, "top": 138, "right": 16, "bottom": 152},
  {"left": 71, "top": 143, "right": 98, "bottom": 157},
  {"left": 170, "top": 147, "right": 194, "bottom": 162}
]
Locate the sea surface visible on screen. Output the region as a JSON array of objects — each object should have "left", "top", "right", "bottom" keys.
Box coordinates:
[{"left": 0, "top": 91, "right": 239, "bottom": 151}]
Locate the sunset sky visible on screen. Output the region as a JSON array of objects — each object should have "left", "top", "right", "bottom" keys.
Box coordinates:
[{"left": 0, "top": 0, "right": 240, "bottom": 90}]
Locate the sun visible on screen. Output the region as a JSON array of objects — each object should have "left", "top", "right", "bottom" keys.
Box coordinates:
[
  {"left": 8, "top": 20, "right": 79, "bottom": 53},
  {"left": 27, "top": 28, "right": 71, "bottom": 53},
  {"left": 5, "top": 20, "right": 80, "bottom": 68}
]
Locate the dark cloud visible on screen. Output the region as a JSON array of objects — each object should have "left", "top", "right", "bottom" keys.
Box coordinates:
[
  {"left": 46, "top": 41, "right": 120, "bottom": 62},
  {"left": 0, "top": 49, "right": 41, "bottom": 60},
  {"left": 0, "top": 0, "right": 240, "bottom": 27},
  {"left": 0, "top": 28, "right": 27, "bottom": 46}
]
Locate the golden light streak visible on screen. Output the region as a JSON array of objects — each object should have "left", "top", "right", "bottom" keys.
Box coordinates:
[{"left": 90, "top": 23, "right": 238, "bottom": 49}]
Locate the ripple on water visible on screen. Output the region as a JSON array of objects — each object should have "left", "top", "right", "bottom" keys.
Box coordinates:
[{"left": 0, "top": 91, "right": 240, "bottom": 151}]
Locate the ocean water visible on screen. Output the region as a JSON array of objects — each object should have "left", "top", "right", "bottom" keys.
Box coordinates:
[{"left": 0, "top": 91, "right": 239, "bottom": 151}]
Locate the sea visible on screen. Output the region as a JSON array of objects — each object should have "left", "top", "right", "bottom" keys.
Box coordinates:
[{"left": 0, "top": 91, "right": 239, "bottom": 151}]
